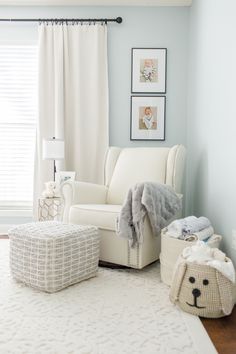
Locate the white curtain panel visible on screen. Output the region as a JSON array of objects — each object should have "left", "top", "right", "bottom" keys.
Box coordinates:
[{"left": 34, "top": 23, "right": 108, "bottom": 217}]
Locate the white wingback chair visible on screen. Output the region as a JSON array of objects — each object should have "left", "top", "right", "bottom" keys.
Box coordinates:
[{"left": 61, "top": 145, "right": 186, "bottom": 269}]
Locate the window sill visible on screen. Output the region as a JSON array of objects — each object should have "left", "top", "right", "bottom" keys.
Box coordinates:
[{"left": 0, "top": 209, "right": 33, "bottom": 217}]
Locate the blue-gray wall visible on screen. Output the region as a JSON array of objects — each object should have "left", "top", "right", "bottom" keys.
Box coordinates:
[
  {"left": 0, "top": 6, "right": 189, "bottom": 226},
  {"left": 2, "top": 4, "right": 235, "bottom": 265},
  {"left": 0, "top": 6, "right": 189, "bottom": 148},
  {"left": 187, "top": 0, "right": 236, "bottom": 264}
]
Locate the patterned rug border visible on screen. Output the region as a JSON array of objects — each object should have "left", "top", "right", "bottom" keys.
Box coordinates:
[{"left": 180, "top": 311, "right": 217, "bottom": 354}]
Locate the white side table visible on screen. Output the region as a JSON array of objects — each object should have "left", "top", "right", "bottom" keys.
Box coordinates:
[{"left": 38, "top": 197, "right": 63, "bottom": 221}]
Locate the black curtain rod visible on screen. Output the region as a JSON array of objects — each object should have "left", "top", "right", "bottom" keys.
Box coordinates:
[{"left": 0, "top": 16, "right": 122, "bottom": 24}]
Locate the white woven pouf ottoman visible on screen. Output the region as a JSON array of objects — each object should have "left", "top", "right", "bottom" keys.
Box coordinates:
[{"left": 9, "top": 221, "right": 99, "bottom": 293}]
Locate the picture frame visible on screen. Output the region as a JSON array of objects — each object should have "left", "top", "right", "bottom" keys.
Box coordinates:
[
  {"left": 131, "top": 48, "right": 167, "bottom": 94},
  {"left": 55, "top": 171, "right": 76, "bottom": 185},
  {"left": 130, "top": 96, "right": 166, "bottom": 141}
]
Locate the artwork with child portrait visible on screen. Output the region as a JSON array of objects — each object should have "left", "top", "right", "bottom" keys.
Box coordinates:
[
  {"left": 132, "top": 48, "right": 167, "bottom": 93},
  {"left": 139, "top": 106, "right": 157, "bottom": 130},
  {"left": 131, "top": 96, "right": 165, "bottom": 141},
  {"left": 140, "top": 59, "right": 158, "bottom": 83}
]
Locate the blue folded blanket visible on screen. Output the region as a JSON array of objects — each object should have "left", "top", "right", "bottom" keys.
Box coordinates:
[
  {"left": 182, "top": 216, "right": 211, "bottom": 235},
  {"left": 166, "top": 216, "right": 212, "bottom": 239}
]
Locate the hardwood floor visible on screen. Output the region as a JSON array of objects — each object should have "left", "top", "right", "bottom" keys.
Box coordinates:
[
  {"left": 201, "top": 307, "right": 236, "bottom": 354},
  {"left": 0, "top": 236, "right": 235, "bottom": 353}
]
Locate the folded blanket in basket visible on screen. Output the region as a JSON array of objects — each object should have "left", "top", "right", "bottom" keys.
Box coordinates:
[
  {"left": 163, "top": 226, "right": 214, "bottom": 242},
  {"left": 165, "top": 216, "right": 212, "bottom": 240},
  {"left": 116, "top": 182, "right": 182, "bottom": 247},
  {"left": 177, "top": 226, "right": 214, "bottom": 242},
  {"left": 191, "top": 226, "right": 214, "bottom": 241}
]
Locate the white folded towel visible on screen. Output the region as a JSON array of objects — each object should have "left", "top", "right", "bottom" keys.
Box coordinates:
[{"left": 181, "top": 241, "right": 235, "bottom": 283}]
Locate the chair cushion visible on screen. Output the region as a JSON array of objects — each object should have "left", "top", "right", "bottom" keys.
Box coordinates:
[
  {"left": 107, "top": 147, "right": 170, "bottom": 204},
  {"left": 69, "top": 204, "right": 122, "bottom": 231}
]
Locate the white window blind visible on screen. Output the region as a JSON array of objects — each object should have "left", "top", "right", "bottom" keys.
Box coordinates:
[{"left": 0, "top": 45, "right": 37, "bottom": 209}]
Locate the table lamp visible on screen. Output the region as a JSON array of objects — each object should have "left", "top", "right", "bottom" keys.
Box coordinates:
[{"left": 42, "top": 137, "right": 65, "bottom": 181}]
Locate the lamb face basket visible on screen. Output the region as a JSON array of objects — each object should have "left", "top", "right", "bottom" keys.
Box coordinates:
[{"left": 169, "top": 256, "right": 236, "bottom": 318}]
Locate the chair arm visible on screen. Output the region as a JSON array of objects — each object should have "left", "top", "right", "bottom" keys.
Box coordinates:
[{"left": 61, "top": 181, "right": 108, "bottom": 222}]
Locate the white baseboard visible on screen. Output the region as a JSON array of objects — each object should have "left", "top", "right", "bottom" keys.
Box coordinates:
[{"left": 0, "top": 224, "right": 14, "bottom": 235}]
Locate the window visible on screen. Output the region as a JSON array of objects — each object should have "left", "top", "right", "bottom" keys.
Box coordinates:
[{"left": 0, "top": 45, "right": 37, "bottom": 211}]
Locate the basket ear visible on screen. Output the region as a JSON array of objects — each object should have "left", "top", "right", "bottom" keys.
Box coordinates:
[
  {"left": 170, "top": 261, "right": 187, "bottom": 304},
  {"left": 216, "top": 271, "right": 234, "bottom": 315},
  {"left": 233, "top": 284, "right": 236, "bottom": 304}
]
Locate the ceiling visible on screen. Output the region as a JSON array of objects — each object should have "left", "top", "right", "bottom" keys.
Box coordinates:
[{"left": 0, "top": 0, "right": 192, "bottom": 6}]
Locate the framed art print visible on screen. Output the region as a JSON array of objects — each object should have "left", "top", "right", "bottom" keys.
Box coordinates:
[
  {"left": 131, "top": 48, "right": 167, "bottom": 94},
  {"left": 130, "top": 96, "right": 166, "bottom": 141}
]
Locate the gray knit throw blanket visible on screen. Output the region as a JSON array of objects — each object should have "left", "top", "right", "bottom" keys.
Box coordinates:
[{"left": 116, "top": 182, "right": 182, "bottom": 247}]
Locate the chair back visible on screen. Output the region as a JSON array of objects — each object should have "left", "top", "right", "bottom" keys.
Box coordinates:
[{"left": 105, "top": 145, "right": 186, "bottom": 205}]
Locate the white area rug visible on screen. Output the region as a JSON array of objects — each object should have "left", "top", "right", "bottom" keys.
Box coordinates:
[{"left": 0, "top": 240, "right": 216, "bottom": 354}]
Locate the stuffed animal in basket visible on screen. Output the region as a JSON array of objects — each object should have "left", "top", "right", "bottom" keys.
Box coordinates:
[
  {"left": 169, "top": 241, "right": 236, "bottom": 318},
  {"left": 42, "top": 181, "right": 60, "bottom": 198}
]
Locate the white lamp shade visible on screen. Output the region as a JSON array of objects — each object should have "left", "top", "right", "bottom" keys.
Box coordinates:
[{"left": 43, "top": 139, "right": 65, "bottom": 160}]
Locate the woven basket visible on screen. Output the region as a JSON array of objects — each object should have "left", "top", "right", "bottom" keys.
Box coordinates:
[
  {"left": 170, "top": 259, "right": 235, "bottom": 318},
  {"left": 160, "top": 233, "right": 222, "bottom": 286}
]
